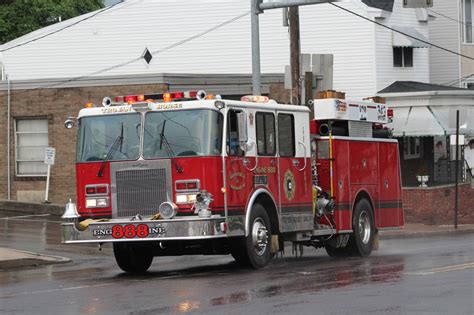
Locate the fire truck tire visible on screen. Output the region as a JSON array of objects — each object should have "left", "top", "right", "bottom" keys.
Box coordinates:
[
  {"left": 349, "top": 198, "right": 375, "bottom": 257},
  {"left": 113, "top": 243, "right": 153, "bottom": 274},
  {"left": 230, "top": 204, "right": 272, "bottom": 269},
  {"left": 325, "top": 245, "right": 351, "bottom": 258}
]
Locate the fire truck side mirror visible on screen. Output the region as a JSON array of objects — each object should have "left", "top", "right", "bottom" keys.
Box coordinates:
[{"left": 237, "top": 112, "right": 248, "bottom": 144}]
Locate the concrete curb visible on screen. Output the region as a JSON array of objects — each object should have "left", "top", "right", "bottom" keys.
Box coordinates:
[
  {"left": 380, "top": 228, "right": 474, "bottom": 240},
  {"left": 0, "top": 248, "right": 71, "bottom": 270},
  {"left": 0, "top": 200, "right": 63, "bottom": 216}
]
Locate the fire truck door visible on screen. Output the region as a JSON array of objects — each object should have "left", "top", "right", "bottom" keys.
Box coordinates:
[
  {"left": 277, "top": 113, "right": 313, "bottom": 232},
  {"left": 253, "top": 111, "right": 280, "bottom": 211},
  {"left": 225, "top": 109, "right": 252, "bottom": 233}
]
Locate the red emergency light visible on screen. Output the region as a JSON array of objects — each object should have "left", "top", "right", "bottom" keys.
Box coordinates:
[
  {"left": 387, "top": 108, "right": 394, "bottom": 118},
  {"left": 114, "top": 90, "right": 203, "bottom": 104},
  {"left": 175, "top": 180, "right": 200, "bottom": 192}
]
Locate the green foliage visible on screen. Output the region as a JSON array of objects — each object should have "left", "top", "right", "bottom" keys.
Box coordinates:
[{"left": 0, "top": 0, "right": 104, "bottom": 44}]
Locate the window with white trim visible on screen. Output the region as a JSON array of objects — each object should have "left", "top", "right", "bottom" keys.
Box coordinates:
[
  {"left": 464, "top": 0, "right": 473, "bottom": 43},
  {"left": 15, "top": 118, "right": 49, "bottom": 176},
  {"left": 393, "top": 47, "right": 413, "bottom": 67}
]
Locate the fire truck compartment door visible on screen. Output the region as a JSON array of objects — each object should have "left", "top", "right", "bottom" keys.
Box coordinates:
[
  {"left": 349, "top": 141, "right": 378, "bottom": 185},
  {"left": 377, "top": 142, "right": 403, "bottom": 227}
]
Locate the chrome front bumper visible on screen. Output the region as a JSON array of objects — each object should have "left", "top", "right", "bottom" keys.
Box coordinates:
[{"left": 61, "top": 215, "right": 227, "bottom": 244}]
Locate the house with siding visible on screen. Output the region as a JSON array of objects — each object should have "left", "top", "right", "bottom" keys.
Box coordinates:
[
  {"left": 0, "top": 0, "right": 434, "bottom": 204},
  {"left": 428, "top": 0, "right": 474, "bottom": 88}
]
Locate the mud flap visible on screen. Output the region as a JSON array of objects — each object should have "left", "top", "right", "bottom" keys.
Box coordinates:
[
  {"left": 271, "top": 234, "right": 279, "bottom": 254},
  {"left": 373, "top": 230, "right": 379, "bottom": 251}
]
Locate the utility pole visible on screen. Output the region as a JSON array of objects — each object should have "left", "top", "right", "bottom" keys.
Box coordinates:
[
  {"left": 454, "top": 110, "right": 459, "bottom": 229},
  {"left": 250, "top": 0, "right": 337, "bottom": 96},
  {"left": 289, "top": 7, "right": 301, "bottom": 104},
  {"left": 251, "top": 0, "right": 262, "bottom": 96}
]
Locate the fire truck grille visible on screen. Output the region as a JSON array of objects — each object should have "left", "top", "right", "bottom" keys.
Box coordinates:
[{"left": 113, "top": 162, "right": 171, "bottom": 218}]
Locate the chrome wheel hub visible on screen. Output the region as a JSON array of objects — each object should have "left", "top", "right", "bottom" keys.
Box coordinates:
[
  {"left": 252, "top": 218, "right": 269, "bottom": 256},
  {"left": 358, "top": 211, "right": 371, "bottom": 245}
]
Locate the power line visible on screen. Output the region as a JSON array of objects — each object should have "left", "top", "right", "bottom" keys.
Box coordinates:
[
  {"left": 441, "top": 73, "right": 474, "bottom": 86},
  {"left": 0, "top": 1, "right": 126, "bottom": 53},
  {"left": 0, "top": 11, "right": 250, "bottom": 97},
  {"left": 427, "top": 8, "right": 467, "bottom": 27},
  {"left": 329, "top": 2, "right": 474, "bottom": 61}
]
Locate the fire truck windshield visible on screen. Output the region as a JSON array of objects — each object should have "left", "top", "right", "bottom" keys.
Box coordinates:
[
  {"left": 143, "top": 109, "right": 223, "bottom": 158},
  {"left": 76, "top": 113, "right": 141, "bottom": 162}
]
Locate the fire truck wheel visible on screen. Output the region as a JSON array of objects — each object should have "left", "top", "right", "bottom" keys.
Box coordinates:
[
  {"left": 113, "top": 243, "right": 153, "bottom": 274},
  {"left": 325, "top": 245, "right": 351, "bottom": 258},
  {"left": 230, "top": 204, "right": 272, "bottom": 269},
  {"left": 350, "top": 199, "right": 375, "bottom": 257}
]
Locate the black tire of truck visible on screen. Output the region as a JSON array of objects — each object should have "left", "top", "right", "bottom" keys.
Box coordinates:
[
  {"left": 113, "top": 242, "right": 153, "bottom": 274},
  {"left": 229, "top": 203, "right": 272, "bottom": 269},
  {"left": 348, "top": 198, "right": 375, "bottom": 257},
  {"left": 325, "top": 244, "right": 351, "bottom": 258}
]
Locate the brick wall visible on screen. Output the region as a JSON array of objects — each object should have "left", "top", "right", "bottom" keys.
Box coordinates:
[
  {"left": 0, "top": 83, "right": 169, "bottom": 204},
  {"left": 402, "top": 183, "right": 474, "bottom": 224}
]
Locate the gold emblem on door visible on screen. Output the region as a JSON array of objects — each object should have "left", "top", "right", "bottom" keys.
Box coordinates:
[{"left": 284, "top": 170, "right": 296, "bottom": 200}]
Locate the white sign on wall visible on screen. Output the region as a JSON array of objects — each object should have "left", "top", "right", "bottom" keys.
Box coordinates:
[{"left": 44, "top": 147, "right": 56, "bottom": 165}]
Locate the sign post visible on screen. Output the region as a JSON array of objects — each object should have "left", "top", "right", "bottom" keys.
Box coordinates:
[{"left": 44, "top": 147, "right": 56, "bottom": 203}]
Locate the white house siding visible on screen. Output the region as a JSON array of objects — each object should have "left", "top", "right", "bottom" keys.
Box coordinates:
[
  {"left": 460, "top": 45, "right": 474, "bottom": 82},
  {"left": 374, "top": 1, "right": 430, "bottom": 93},
  {"left": 0, "top": 0, "right": 426, "bottom": 100},
  {"left": 299, "top": 1, "right": 376, "bottom": 99},
  {"left": 428, "top": 0, "right": 461, "bottom": 85}
]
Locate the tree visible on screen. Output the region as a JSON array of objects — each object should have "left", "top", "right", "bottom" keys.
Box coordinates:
[{"left": 0, "top": 0, "right": 104, "bottom": 44}]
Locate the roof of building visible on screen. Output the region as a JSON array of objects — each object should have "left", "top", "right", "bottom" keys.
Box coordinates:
[
  {"left": 378, "top": 81, "right": 468, "bottom": 93},
  {"left": 362, "top": 0, "right": 394, "bottom": 12}
]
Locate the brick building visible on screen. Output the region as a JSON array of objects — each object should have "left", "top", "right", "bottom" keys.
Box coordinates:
[{"left": 0, "top": 74, "right": 288, "bottom": 204}]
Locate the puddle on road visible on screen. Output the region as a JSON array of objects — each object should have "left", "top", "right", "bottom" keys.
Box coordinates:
[{"left": 208, "top": 256, "right": 405, "bottom": 307}]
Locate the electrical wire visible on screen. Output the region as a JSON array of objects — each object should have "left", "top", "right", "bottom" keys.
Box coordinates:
[
  {"left": 440, "top": 73, "right": 474, "bottom": 86},
  {"left": 0, "top": 1, "right": 127, "bottom": 52},
  {"left": 427, "top": 8, "right": 467, "bottom": 27},
  {"left": 329, "top": 2, "right": 474, "bottom": 61},
  {"left": 0, "top": 11, "right": 250, "bottom": 97}
]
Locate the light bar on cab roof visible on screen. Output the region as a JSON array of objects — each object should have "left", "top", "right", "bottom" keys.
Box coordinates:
[
  {"left": 241, "top": 95, "right": 270, "bottom": 103},
  {"left": 114, "top": 90, "right": 205, "bottom": 104}
]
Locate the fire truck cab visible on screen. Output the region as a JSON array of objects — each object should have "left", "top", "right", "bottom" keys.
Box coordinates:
[{"left": 62, "top": 91, "right": 403, "bottom": 273}]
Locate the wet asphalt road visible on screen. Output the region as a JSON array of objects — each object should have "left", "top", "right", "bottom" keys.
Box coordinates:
[{"left": 0, "top": 213, "right": 473, "bottom": 315}]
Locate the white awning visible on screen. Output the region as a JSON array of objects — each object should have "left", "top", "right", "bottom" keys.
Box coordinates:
[
  {"left": 392, "top": 26, "right": 430, "bottom": 48},
  {"left": 388, "top": 105, "right": 474, "bottom": 137},
  {"left": 389, "top": 106, "right": 446, "bottom": 136}
]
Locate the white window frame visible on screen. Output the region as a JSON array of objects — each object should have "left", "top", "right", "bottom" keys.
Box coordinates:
[
  {"left": 404, "top": 137, "right": 422, "bottom": 159},
  {"left": 463, "top": 0, "right": 474, "bottom": 44},
  {"left": 14, "top": 118, "right": 49, "bottom": 177}
]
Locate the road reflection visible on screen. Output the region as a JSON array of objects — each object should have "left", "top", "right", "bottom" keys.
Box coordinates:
[{"left": 209, "top": 256, "right": 405, "bottom": 306}]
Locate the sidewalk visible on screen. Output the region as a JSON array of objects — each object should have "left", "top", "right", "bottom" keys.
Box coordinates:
[
  {"left": 0, "top": 248, "right": 70, "bottom": 270},
  {"left": 380, "top": 223, "right": 474, "bottom": 239}
]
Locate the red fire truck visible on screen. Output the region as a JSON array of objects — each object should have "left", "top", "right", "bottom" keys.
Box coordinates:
[{"left": 62, "top": 90, "right": 403, "bottom": 273}]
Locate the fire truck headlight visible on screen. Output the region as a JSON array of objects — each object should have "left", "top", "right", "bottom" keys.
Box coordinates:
[
  {"left": 176, "top": 194, "right": 197, "bottom": 204},
  {"left": 159, "top": 202, "right": 178, "bottom": 219},
  {"left": 85, "top": 197, "right": 109, "bottom": 208},
  {"left": 96, "top": 198, "right": 109, "bottom": 207},
  {"left": 86, "top": 198, "right": 96, "bottom": 208}
]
